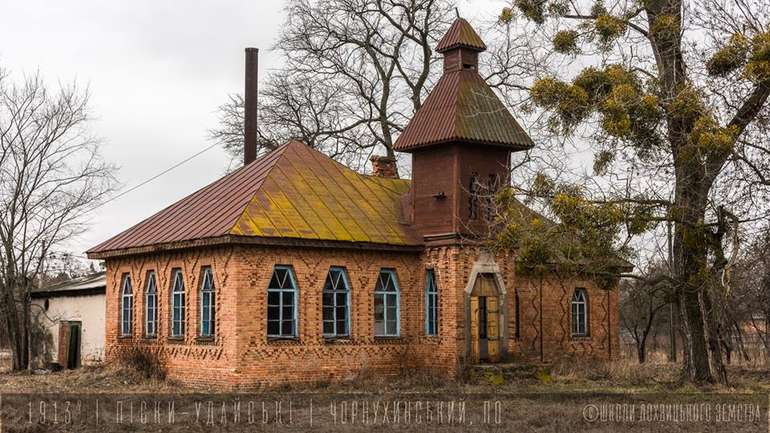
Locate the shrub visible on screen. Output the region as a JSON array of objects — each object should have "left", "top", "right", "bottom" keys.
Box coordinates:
[{"left": 117, "top": 347, "right": 166, "bottom": 381}]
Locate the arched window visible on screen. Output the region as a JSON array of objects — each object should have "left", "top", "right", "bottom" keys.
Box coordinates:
[
  {"left": 120, "top": 274, "right": 133, "bottom": 336},
  {"left": 145, "top": 271, "right": 157, "bottom": 337},
  {"left": 374, "top": 269, "right": 400, "bottom": 337},
  {"left": 200, "top": 267, "right": 216, "bottom": 337},
  {"left": 571, "top": 288, "right": 588, "bottom": 337},
  {"left": 170, "top": 269, "right": 186, "bottom": 338},
  {"left": 323, "top": 267, "right": 350, "bottom": 337},
  {"left": 425, "top": 269, "right": 438, "bottom": 336},
  {"left": 267, "top": 266, "right": 298, "bottom": 338}
]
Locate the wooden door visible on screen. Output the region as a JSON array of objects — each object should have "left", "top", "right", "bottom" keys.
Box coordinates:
[
  {"left": 486, "top": 297, "right": 501, "bottom": 362},
  {"left": 469, "top": 297, "right": 480, "bottom": 363},
  {"left": 57, "top": 322, "right": 71, "bottom": 368},
  {"left": 67, "top": 323, "right": 81, "bottom": 369}
]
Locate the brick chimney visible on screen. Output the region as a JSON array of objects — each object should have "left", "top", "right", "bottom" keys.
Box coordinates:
[
  {"left": 370, "top": 155, "right": 398, "bottom": 179},
  {"left": 244, "top": 47, "right": 259, "bottom": 165}
]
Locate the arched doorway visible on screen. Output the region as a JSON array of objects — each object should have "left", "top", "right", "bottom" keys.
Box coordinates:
[{"left": 469, "top": 273, "right": 502, "bottom": 363}]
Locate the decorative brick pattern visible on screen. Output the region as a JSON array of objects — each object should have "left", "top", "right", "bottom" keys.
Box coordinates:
[{"left": 104, "top": 244, "right": 618, "bottom": 388}]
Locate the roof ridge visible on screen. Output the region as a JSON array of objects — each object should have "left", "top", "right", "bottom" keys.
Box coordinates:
[
  {"left": 226, "top": 142, "right": 295, "bottom": 235},
  {"left": 435, "top": 18, "right": 487, "bottom": 53}
]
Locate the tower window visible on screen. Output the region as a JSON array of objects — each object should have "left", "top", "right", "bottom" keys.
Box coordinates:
[{"left": 469, "top": 173, "right": 480, "bottom": 220}]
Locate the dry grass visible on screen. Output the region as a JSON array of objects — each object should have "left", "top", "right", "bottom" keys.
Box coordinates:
[
  {"left": 2, "top": 351, "right": 769, "bottom": 395},
  {"left": 114, "top": 347, "right": 167, "bottom": 381},
  {"left": 1, "top": 354, "right": 768, "bottom": 432}
]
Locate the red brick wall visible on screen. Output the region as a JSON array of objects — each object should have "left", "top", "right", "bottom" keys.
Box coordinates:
[
  {"left": 410, "top": 144, "right": 458, "bottom": 235},
  {"left": 103, "top": 244, "right": 618, "bottom": 388},
  {"left": 232, "top": 246, "right": 458, "bottom": 388},
  {"left": 104, "top": 246, "right": 242, "bottom": 385},
  {"left": 507, "top": 276, "right": 620, "bottom": 363}
]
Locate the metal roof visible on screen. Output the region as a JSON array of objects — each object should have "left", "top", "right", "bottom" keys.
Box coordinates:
[
  {"left": 32, "top": 272, "right": 106, "bottom": 297},
  {"left": 393, "top": 70, "right": 535, "bottom": 151},
  {"left": 88, "top": 141, "right": 421, "bottom": 257},
  {"left": 435, "top": 18, "right": 487, "bottom": 53}
]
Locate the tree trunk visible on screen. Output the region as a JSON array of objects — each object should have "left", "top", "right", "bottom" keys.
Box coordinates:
[
  {"left": 0, "top": 283, "right": 30, "bottom": 371},
  {"left": 637, "top": 337, "right": 647, "bottom": 363},
  {"left": 672, "top": 176, "right": 723, "bottom": 383}
]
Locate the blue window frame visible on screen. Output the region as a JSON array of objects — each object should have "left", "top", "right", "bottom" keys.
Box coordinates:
[
  {"left": 120, "top": 274, "right": 133, "bottom": 336},
  {"left": 425, "top": 269, "right": 438, "bottom": 336},
  {"left": 374, "top": 269, "right": 399, "bottom": 337},
  {"left": 145, "top": 271, "right": 158, "bottom": 337},
  {"left": 267, "top": 265, "right": 298, "bottom": 338},
  {"left": 200, "top": 267, "right": 216, "bottom": 337},
  {"left": 171, "top": 269, "right": 186, "bottom": 338},
  {"left": 571, "top": 288, "right": 588, "bottom": 337},
  {"left": 323, "top": 267, "right": 350, "bottom": 337}
]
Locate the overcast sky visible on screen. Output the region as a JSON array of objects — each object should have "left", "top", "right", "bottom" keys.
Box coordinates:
[{"left": 0, "top": 0, "right": 503, "bottom": 260}]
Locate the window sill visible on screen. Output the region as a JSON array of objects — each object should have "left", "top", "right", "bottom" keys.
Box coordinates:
[
  {"left": 167, "top": 337, "right": 185, "bottom": 344},
  {"left": 142, "top": 335, "right": 158, "bottom": 341},
  {"left": 374, "top": 335, "right": 402, "bottom": 342},
  {"left": 323, "top": 336, "right": 352, "bottom": 343},
  {"left": 571, "top": 335, "right": 591, "bottom": 341},
  {"left": 267, "top": 336, "right": 300, "bottom": 344},
  {"left": 196, "top": 336, "right": 215, "bottom": 344},
  {"left": 117, "top": 335, "right": 133, "bottom": 340}
]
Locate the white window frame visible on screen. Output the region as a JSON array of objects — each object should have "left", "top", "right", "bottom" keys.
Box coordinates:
[
  {"left": 425, "top": 269, "right": 439, "bottom": 336},
  {"left": 171, "top": 269, "right": 186, "bottom": 338},
  {"left": 571, "top": 288, "right": 588, "bottom": 337},
  {"left": 374, "top": 269, "right": 400, "bottom": 337},
  {"left": 199, "top": 267, "right": 216, "bottom": 337},
  {"left": 120, "top": 274, "right": 133, "bottom": 336},
  {"left": 322, "top": 267, "right": 351, "bottom": 338},
  {"left": 267, "top": 265, "right": 299, "bottom": 338},
  {"left": 145, "top": 271, "right": 158, "bottom": 337}
]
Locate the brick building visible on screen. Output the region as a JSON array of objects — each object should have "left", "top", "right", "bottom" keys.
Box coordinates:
[{"left": 88, "top": 19, "right": 625, "bottom": 388}]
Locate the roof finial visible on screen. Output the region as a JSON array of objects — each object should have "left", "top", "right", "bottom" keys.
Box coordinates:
[{"left": 454, "top": 7, "right": 460, "bottom": 18}]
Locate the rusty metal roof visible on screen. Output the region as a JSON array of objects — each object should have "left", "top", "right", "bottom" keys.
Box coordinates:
[
  {"left": 88, "top": 141, "right": 421, "bottom": 257},
  {"left": 393, "top": 70, "right": 534, "bottom": 151},
  {"left": 435, "top": 18, "right": 487, "bottom": 53}
]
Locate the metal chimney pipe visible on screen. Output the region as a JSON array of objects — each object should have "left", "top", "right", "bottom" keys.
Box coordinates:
[{"left": 244, "top": 47, "right": 259, "bottom": 165}]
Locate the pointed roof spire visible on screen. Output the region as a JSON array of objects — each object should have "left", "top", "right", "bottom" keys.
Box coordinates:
[
  {"left": 393, "top": 18, "right": 533, "bottom": 152},
  {"left": 435, "top": 18, "right": 487, "bottom": 53}
]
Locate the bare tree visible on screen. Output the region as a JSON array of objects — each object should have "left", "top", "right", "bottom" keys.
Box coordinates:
[
  {"left": 0, "top": 68, "right": 115, "bottom": 370},
  {"left": 729, "top": 228, "right": 770, "bottom": 360},
  {"left": 211, "top": 0, "right": 454, "bottom": 173},
  {"left": 619, "top": 267, "right": 671, "bottom": 363}
]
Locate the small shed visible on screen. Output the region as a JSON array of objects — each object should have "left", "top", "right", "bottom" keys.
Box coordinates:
[{"left": 31, "top": 272, "right": 106, "bottom": 368}]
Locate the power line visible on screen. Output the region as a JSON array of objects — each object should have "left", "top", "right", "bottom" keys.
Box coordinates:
[{"left": 93, "top": 141, "right": 220, "bottom": 212}]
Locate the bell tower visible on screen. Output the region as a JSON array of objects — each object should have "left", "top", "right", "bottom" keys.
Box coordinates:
[{"left": 394, "top": 18, "right": 534, "bottom": 242}]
